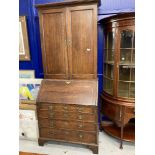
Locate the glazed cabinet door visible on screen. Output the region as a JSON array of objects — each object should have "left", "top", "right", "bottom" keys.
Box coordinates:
[
  {"left": 67, "top": 5, "right": 97, "bottom": 79},
  {"left": 39, "top": 8, "right": 68, "bottom": 79},
  {"left": 117, "top": 26, "right": 135, "bottom": 98}
]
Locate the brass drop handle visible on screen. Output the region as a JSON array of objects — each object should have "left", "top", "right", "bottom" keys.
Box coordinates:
[
  {"left": 78, "top": 115, "right": 82, "bottom": 120},
  {"left": 78, "top": 124, "right": 83, "bottom": 128},
  {"left": 63, "top": 106, "right": 68, "bottom": 110},
  {"left": 77, "top": 107, "right": 83, "bottom": 112},
  {"left": 49, "top": 106, "right": 53, "bottom": 110}
]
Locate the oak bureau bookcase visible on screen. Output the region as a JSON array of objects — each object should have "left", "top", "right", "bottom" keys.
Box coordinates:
[{"left": 36, "top": 0, "right": 98, "bottom": 154}]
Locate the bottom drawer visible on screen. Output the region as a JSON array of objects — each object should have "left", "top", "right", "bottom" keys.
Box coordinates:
[{"left": 39, "top": 128, "right": 97, "bottom": 144}]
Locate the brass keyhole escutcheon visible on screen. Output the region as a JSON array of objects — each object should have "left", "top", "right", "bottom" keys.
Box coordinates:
[{"left": 79, "top": 134, "right": 83, "bottom": 138}]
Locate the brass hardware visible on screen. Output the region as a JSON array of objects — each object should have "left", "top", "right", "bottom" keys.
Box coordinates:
[
  {"left": 86, "top": 48, "right": 91, "bottom": 52},
  {"left": 78, "top": 124, "right": 83, "bottom": 128},
  {"left": 50, "top": 122, "right": 54, "bottom": 127},
  {"left": 77, "top": 107, "right": 82, "bottom": 112},
  {"left": 68, "top": 40, "right": 71, "bottom": 46},
  {"left": 63, "top": 106, "right": 68, "bottom": 110},
  {"left": 79, "top": 134, "right": 83, "bottom": 138},
  {"left": 78, "top": 115, "right": 82, "bottom": 120},
  {"left": 64, "top": 113, "right": 68, "bottom": 117},
  {"left": 49, "top": 106, "right": 53, "bottom": 110},
  {"left": 65, "top": 81, "right": 71, "bottom": 84}
]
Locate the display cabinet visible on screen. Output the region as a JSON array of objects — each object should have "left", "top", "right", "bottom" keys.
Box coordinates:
[{"left": 100, "top": 13, "right": 135, "bottom": 149}]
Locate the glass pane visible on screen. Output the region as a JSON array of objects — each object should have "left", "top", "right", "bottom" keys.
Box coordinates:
[
  {"left": 121, "top": 30, "right": 134, "bottom": 48},
  {"left": 107, "top": 32, "right": 114, "bottom": 49},
  {"left": 118, "top": 81, "right": 129, "bottom": 97},
  {"left": 104, "top": 64, "right": 114, "bottom": 79},
  {"left": 133, "top": 32, "right": 135, "bottom": 48},
  {"left": 104, "top": 49, "right": 107, "bottom": 61},
  {"left": 103, "top": 77, "right": 113, "bottom": 95},
  {"left": 131, "top": 68, "right": 135, "bottom": 81},
  {"left": 132, "top": 49, "right": 135, "bottom": 64},
  {"left": 105, "top": 34, "right": 108, "bottom": 49},
  {"left": 130, "top": 83, "right": 135, "bottom": 98},
  {"left": 107, "top": 49, "right": 114, "bottom": 62},
  {"left": 119, "top": 66, "right": 130, "bottom": 81},
  {"left": 104, "top": 63, "right": 107, "bottom": 76},
  {"left": 120, "top": 49, "right": 131, "bottom": 64}
]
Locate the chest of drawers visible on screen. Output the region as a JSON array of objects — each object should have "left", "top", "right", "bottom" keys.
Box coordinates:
[{"left": 36, "top": 79, "right": 98, "bottom": 154}]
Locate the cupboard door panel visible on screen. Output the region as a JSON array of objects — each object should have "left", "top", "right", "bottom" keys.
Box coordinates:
[
  {"left": 68, "top": 5, "right": 97, "bottom": 79},
  {"left": 40, "top": 9, "right": 68, "bottom": 79}
]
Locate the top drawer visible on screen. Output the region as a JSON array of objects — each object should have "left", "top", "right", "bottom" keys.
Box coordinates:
[{"left": 38, "top": 103, "right": 97, "bottom": 114}]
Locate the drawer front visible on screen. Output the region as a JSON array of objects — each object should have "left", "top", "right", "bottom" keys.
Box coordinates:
[
  {"left": 38, "top": 104, "right": 96, "bottom": 114},
  {"left": 38, "top": 118, "right": 97, "bottom": 132},
  {"left": 37, "top": 108, "right": 97, "bottom": 122},
  {"left": 39, "top": 128, "right": 97, "bottom": 144},
  {"left": 49, "top": 112, "right": 96, "bottom": 122}
]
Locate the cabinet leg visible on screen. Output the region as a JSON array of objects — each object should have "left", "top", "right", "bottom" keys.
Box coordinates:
[
  {"left": 88, "top": 145, "right": 98, "bottom": 154},
  {"left": 38, "top": 139, "right": 46, "bottom": 146},
  {"left": 120, "top": 124, "right": 124, "bottom": 149}
]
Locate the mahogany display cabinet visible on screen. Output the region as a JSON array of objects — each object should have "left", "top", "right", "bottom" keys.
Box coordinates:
[{"left": 100, "top": 13, "right": 135, "bottom": 149}]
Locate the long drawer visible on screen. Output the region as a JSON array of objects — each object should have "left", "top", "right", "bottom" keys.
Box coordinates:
[
  {"left": 38, "top": 103, "right": 96, "bottom": 114},
  {"left": 39, "top": 128, "right": 97, "bottom": 144},
  {"left": 38, "top": 118, "right": 97, "bottom": 132},
  {"left": 38, "top": 110, "right": 97, "bottom": 122}
]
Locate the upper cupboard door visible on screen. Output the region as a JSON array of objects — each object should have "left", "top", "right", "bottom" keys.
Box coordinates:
[
  {"left": 67, "top": 5, "right": 97, "bottom": 79},
  {"left": 39, "top": 8, "right": 68, "bottom": 79}
]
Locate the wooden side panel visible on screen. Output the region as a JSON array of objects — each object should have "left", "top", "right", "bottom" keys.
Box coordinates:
[
  {"left": 39, "top": 9, "right": 68, "bottom": 79},
  {"left": 67, "top": 5, "right": 97, "bottom": 79}
]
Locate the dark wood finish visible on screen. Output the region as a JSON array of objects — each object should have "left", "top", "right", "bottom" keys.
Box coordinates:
[
  {"left": 37, "top": 1, "right": 97, "bottom": 79},
  {"left": 102, "top": 122, "right": 135, "bottom": 142},
  {"left": 37, "top": 79, "right": 98, "bottom": 154},
  {"left": 100, "top": 13, "right": 135, "bottom": 148}
]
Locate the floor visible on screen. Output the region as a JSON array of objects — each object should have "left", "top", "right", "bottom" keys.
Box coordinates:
[
  {"left": 19, "top": 152, "right": 45, "bottom": 155},
  {"left": 19, "top": 132, "right": 135, "bottom": 155}
]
